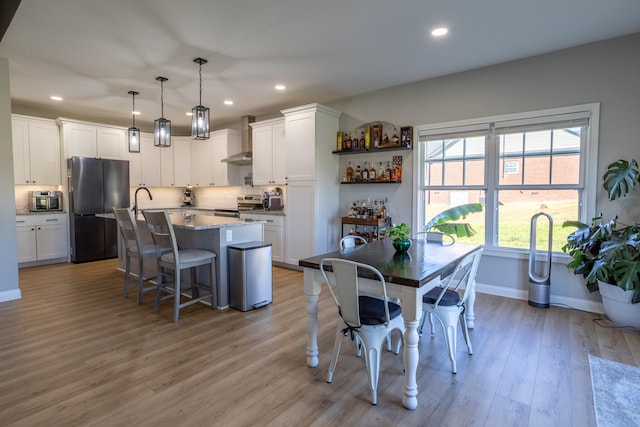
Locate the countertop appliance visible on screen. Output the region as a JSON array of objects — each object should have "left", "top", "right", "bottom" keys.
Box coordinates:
[
  {"left": 237, "top": 194, "right": 263, "bottom": 211},
  {"left": 182, "top": 188, "right": 193, "bottom": 206},
  {"left": 29, "top": 190, "right": 63, "bottom": 212},
  {"left": 68, "top": 157, "right": 130, "bottom": 263}
]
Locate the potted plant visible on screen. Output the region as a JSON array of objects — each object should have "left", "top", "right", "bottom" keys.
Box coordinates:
[
  {"left": 424, "top": 203, "right": 483, "bottom": 240},
  {"left": 381, "top": 222, "right": 412, "bottom": 252},
  {"left": 563, "top": 159, "right": 640, "bottom": 327}
]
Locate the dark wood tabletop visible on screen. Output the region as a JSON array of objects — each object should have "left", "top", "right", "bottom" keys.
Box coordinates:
[{"left": 299, "top": 238, "right": 482, "bottom": 288}]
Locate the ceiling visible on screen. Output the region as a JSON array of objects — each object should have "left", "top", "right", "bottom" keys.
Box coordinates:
[{"left": 1, "top": 0, "right": 640, "bottom": 135}]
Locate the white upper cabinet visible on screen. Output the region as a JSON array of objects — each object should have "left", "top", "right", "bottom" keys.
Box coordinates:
[
  {"left": 59, "top": 119, "right": 126, "bottom": 160},
  {"left": 251, "top": 118, "right": 286, "bottom": 185},
  {"left": 281, "top": 103, "right": 341, "bottom": 183},
  {"left": 172, "top": 137, "right": 191, "bottom": 187},
  {"left": 12, "top": 116, "right": 61, "bottom": 185},
  {"left": 160, "top": 142, "right": 175, "bottom": 187},
  {"left": 191, "top": 129, "right": 241, "bottom": 187},
  {"left": 211, "top": 129, "right": 241, "bottom": 186}
]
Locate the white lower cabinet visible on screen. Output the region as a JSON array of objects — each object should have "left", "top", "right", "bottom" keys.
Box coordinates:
[
  {"left": 239, "top": 213, "right": 285, "bottom": 262},
  {"left": 16, "top": 214, "right": 68, "bottom": 265}
]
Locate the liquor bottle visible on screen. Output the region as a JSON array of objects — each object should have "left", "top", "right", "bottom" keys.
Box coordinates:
[
  {"left": 346, "top": 161, "right": 354, "bottom": 182},
  {"left": 360, "top": 130, "right": 365, "bottom": 151},
  {"left": 352, "top": 132, "right": 359, "bottom": 150},
  {"left": 362, "top": 161, "right": 369, "bottom": 181},
  {"left": 369, "top": 163, "right": 376, "bottom": 181},
  {"left": 390, "top": 163, "right": 398, "bottom": 182},
  {"left": 337, "top": 131, "right": 343, "bottom": 151},
  {"left": 365, "top": 126, "right": 372, "bottom": 150},
  {"left": 355, "top": 164, "right": 362, "bottom": 182},
  {"left": 378, "top": 162, "right": 384, "bottom": 181},
  {"left": 385, "top": 161, "right": 392, "bottom": 182},
  {"left": 346, "top": 132, "right": 352, "bottom": 150}
]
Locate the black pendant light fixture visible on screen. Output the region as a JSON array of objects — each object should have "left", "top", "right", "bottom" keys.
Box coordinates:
[
  {"left": 191, "top": 57, "right": 210, "bottom": 140},
  {"left": 127, "top": 90, "right": 140, "bottom": 153},
  {"left": 154, "top": 76, "right": 171, "bottom": 147}
]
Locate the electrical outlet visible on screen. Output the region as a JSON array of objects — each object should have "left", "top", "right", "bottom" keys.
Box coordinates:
[{"left": 226, "top": 229, "right": 232, "bottom": 242}]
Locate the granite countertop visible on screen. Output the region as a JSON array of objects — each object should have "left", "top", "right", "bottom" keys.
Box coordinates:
[
  {"left": 16, "top": 211, "right": 67, "bottom": 216},
  {"left": 239, "top": 209, "right": 286, "bottom": 216},
  {"left": 167, "top": 213, "right": 265, "bottom": 230}
]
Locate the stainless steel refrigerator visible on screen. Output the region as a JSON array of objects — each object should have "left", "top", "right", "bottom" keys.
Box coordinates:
[{"left": 68, "top": 157, "right": 130, "bottom": 263}]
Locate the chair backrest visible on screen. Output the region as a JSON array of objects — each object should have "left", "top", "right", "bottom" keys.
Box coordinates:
[
  {"left": 339, "top": 235, "right": 368, "bottom": 250},
  {"left": 414, "top": 231, "right": 455, "bottom": 245},
  {"left": 142, "top": 210, "right": 179, "bottom": 261},
  {"left": 432, "top": 248, "right": 483, "bottom": 307},
  {"left": 320, "top": 258, "right": 392, "bottom": 328},
  {"left": 113, "top": 207, "right": 142, "bottom": 253}
]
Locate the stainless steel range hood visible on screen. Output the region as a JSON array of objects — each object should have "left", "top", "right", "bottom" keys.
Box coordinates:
[{"left": 222, "top": 115, "right": 256, "bottom": 165}]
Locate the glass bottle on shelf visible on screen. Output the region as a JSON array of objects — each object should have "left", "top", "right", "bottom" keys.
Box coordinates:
[
  {"left": 346, "top": 132, "right": 352, "bottom": 150},
  {"left": 378, "top": 162, "right": 385, "bottom": 181},
  {"left": 369, "top": 162, "right": 376, "bottom": 180},
  {"left": 355, "top": 164, "right": 362, "bottom": 182},
  {"left": 365, "top": 126, "right": 372, "bottom": 150},
  {"left": 352, "top": 132, "right": 359, "bottom": 150},
  {"left": 385, "top": 161, "right": 392, "bottom": 182},
  {"left": 362, "top": 161, "right": 369, "bottom": 181},
  {"left": 346, "top": 161, "right": 354, "bottom": 182},
  {"left": 337, "top": 131, "right": 343, "bottom": 151},
  {"left": 360, "top": 130, "right": 365, "bottom": 151}
]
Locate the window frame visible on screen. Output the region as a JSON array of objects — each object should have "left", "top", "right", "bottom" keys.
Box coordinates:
[{"left": 413, "top": 103, "right": 600, "bottom": 259}]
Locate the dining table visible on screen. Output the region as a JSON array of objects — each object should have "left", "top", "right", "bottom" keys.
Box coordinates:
[{"left": 299, "top": 237, "right": 482, "bottom": 409}]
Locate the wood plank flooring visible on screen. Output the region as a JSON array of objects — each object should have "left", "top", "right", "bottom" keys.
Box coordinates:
[{"left": 1, "top": 259, "right": 639, "bottom": 426}]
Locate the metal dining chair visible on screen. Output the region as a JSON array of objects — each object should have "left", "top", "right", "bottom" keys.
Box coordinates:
[
  {"left": 142, "top": 210, "right": 217, "bottom": 323},
  {"left": 320, "top": 258, "right": 405, "bottom": 405},
  {"left": 339, "top": 235, "right": 368, "bottom": 250},
  {"left": 419, "top": 248, "right": 483, "bottom": 373},
  {"left": 113, "top": 207, "right": 157, "bottom": 304}
]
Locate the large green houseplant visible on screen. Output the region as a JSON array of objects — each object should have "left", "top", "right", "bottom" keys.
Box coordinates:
[{"left": 563, "top": 159, "right": 640, "bottom": 326}]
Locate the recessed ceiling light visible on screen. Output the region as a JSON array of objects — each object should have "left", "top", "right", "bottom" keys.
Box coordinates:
[
  {"left": 275, "top": 84, "right": 286, "bottom": 91},
  {"left": 50, "top": 95, "right": 63, "bottom": 101},
  {"left": 431, "top": 27, "right": 448, "bottom": 37},
  {"left": 224, "top": 100, "right": 233, "bottom": 105},
  {"left": 186, "top": 112, "right": 193, "bottom": 116}
]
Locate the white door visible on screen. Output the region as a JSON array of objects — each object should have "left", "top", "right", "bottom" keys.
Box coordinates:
[
  {"left": 65, "top": 122, "right": 97, "bottom": 158},
  {"left": 139, "top": 134, "right": 161, "bottom": 186},
  {"left": 16, "top": 226, "right": 37, "bottom": 263},
  {"left": 29, "top": 120, "right": 61, "bottom": 185},
  {"left": 36, "top": 222, "right": 68, "bottom": 260},
  {"left": 96, "top": 127, "right": 124, "bottom": 159},
  {"left": 12, "top": 118, "right": 30, "bottom": 184}
]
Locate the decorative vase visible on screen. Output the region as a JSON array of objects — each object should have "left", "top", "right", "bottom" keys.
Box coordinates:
[
  {"left": 392, "top": 238, "right": 412, "bottom": 253},
  {"left": 598, "top": 280, "right": 640, "bottom": 329}
]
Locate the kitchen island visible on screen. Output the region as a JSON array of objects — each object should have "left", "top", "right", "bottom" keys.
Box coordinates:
[{"left": 118, "top": 211, "right": 264, "bottom": 309}]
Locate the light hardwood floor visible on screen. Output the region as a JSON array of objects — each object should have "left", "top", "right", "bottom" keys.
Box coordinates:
[{"left": 1, "top": 260, "right": 639, "bottom": 426}]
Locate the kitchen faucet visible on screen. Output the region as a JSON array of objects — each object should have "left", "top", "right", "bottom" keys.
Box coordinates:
[{"left": 133, "top": 186, "right": 153, "bottom": 218}]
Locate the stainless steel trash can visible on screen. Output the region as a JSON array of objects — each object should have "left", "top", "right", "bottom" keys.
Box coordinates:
[{"left": 228, "top": 241, "right": 273, "bottom": 311}]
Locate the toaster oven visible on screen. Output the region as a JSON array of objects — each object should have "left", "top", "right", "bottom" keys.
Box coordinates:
[{"left": 29, "top": 191, "right": 63, "bottom": 212}]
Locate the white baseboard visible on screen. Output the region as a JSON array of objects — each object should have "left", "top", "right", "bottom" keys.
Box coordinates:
[
  {"left": 476, "top": 282, "right": 604, "bottom": 314},
  {"left": 0, "top": 288, "right": 22, "bottom": 302}
]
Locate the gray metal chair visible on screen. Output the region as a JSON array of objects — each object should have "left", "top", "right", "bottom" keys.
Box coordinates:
[
  {"left": 142, "top": 210, "right": 217, "bottom": 323},
  {"left": 113, "top": 207, "right": 157, "bottom": 304},
  {"left": 320, "top": 258, "right": 405, "bottom": 405}
]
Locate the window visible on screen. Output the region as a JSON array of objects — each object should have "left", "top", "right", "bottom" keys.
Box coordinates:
[{"left": 415, "top": 104, "right": 599, "bottom": 253}]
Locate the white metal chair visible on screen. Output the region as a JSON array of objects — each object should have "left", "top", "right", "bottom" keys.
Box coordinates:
[
  {"left": 142, "top": 210, "right": 217, "bottom": 323},
  {"left": 113, "top": 207, "right": 157, "bottom": 304},
  {"left": 320, "top": 258, "right": 405, "bottom": 405},
  {"left": 419, "top": 248, "right": 483, "bottom": 373},
  {"left": 339, "top": 235, "right": 367, "bottom": 250}
]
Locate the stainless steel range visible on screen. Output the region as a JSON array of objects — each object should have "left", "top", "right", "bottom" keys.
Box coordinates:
[{"left": 237, "top": 194, "right": 264, "bottom": 211}]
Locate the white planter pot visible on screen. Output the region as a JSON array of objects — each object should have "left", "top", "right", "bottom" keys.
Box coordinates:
[{"left": 598, "top": 280, "right": 640, "bottom": 328}]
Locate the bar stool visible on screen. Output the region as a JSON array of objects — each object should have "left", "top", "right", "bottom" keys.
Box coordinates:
[
  {"left": 113, "top": 207, "right": 157, "bottom": 304},
  {"left": 142, "top": 210, "right": 217, "bottom": 323}
]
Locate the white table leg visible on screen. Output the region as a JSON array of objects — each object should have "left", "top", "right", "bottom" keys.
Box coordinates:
[
  {"left": 402, "top": 318, "right": 419, "bottom": 410},
  {"left": 304, "top": 269, "right": 320, "bottom": 368},
  {"left": 466, "top": 278, "right": 476, "bottom": 329}
]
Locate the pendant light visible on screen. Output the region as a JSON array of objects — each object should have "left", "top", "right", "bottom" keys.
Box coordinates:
[
  {"left": 127, "top": 90, "right": 140, "bottom": 153},
  {"left": 154, "top": 76, "right": 171, "bottom": 147},
  {"left": 191, "top": 57, "right": 210, "bottom": 140}
]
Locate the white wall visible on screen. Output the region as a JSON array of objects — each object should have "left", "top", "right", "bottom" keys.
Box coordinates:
[
  {"left": 0, "top": 57, "right": 21, "bottom": 301},
  {"left": 327, "top": 33, "right": 640, "bottom": 312}
]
